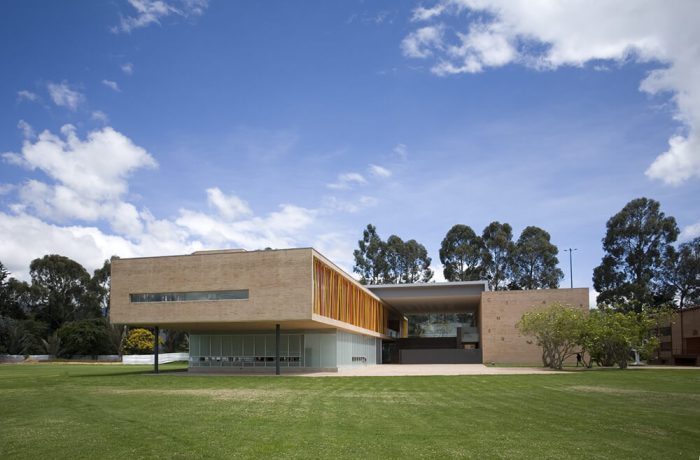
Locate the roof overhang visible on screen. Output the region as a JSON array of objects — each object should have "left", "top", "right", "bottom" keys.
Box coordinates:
[{"left": 367, "top": 281, "right": 488, "bottom": 315}]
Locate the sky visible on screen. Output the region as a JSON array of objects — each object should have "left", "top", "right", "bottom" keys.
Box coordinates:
[{"left": 1, "top": 0, "right": 699, "bottom": 306}]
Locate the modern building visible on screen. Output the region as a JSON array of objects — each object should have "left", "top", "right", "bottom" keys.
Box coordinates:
[
  {"left": 656, "top": 306, "right": 700, "bottom": 366},
  {"left": 110, "top": 248, "right": 588, "bottom": 372}
]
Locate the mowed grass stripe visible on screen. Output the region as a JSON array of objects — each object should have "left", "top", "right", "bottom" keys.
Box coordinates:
[{"left": 0, "top": 364, "right": 698, "bottom": 459}]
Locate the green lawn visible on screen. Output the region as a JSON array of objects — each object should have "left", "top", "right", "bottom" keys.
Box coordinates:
[{"left": 0, "top": 364, "right": 698, "bottom": 459}]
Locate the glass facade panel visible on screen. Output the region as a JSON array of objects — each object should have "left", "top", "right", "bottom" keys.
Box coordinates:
[
  {"left": 189, "top": 333, "right": 306, "bottom": 368},
  {"left": 130, "top": 290, "right": 248, "bottom": 303},
  {"left": 407, "top": 312, "right": 477, "bottom": 338}
]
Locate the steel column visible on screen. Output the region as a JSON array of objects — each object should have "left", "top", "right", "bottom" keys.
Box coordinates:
[
  {"left": 154, "top": 326, "right": 159, "bottom": 374},
  {"left": 275, "top": 324, "right": 280, "bottom": 375}
]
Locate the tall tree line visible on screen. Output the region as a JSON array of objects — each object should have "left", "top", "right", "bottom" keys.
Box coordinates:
[
  {"left": 438, "top": 222, "right": 563, "bottom": 289},
  {"left": 353, "top": 222, "right": 563, "bottom": 289},
  {"left": 353, "top": 225, "right": 433, "bottom": 284}
]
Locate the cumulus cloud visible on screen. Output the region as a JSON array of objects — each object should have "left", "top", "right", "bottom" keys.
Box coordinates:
[
  {"left": 102, "top": 79, "right": 120, "bottom": 92},
  {"left": 17, "top": 90, "right": 38, "bottom": 102},
  {"left": 112, "top": 0, "right": 209, "bottom": 33},
  {"left": 0, "top": 122, "right": 364, "bottom": 281},
  {"left": 404, "top": 0, "right": 700, "bottom": 185},
  {"left": 47, "top": 81, "right": 84, "bottom": 111},
  {"left": 176, "top": 204, "right": 316, "bottom": 249},
  {"left": 327, "top": 172, "right": 368, "bottom": 190},
  {"left": 206, "top": 187, "right": 252, "bottom": 220},
  {"left": 401, "top": 25, "right": 444, "bottom": 58},
  {"left": 2, "top": 124, "right": 157, "bottom": 237},
  {"left": 368, "top": 164, "right": 392, "bottom": 178},
  {"left": 121, "top": 63, "right": 134, "bottom": 75}
]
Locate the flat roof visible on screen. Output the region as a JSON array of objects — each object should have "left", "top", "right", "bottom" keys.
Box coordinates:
[{"left": 367, "top": 281, "right": 488, "bottom": 314}]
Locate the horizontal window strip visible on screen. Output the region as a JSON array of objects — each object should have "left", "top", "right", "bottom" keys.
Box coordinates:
[{"left": 130, "top": 290, "right": 249, "bottom": 303}]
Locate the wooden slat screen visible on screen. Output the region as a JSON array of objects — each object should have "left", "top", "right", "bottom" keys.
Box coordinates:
[{"left": 313, "top": 257, "right": 388, "bottom": 335}]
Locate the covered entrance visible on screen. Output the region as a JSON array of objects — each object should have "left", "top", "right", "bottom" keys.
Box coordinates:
[{"left": 368, "top": 281, "right": 487, "bottom": 364}]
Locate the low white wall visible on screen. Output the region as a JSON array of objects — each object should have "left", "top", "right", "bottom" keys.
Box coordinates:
[{"left": 122, "top": 352, "right": 189, "bottom": 365}]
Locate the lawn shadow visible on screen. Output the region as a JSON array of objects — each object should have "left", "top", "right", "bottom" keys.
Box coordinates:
[{"left": 71, "top": 367, "right": 189, "bottom": 378}]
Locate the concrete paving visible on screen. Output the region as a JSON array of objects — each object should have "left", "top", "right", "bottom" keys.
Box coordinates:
[{"left": 304, "top": 364, "right": 566, "bottom": 377}]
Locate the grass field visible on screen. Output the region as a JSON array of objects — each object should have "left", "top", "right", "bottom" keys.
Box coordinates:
[{"left": 0, "top": 364, "right": 699, "bottom": 459}]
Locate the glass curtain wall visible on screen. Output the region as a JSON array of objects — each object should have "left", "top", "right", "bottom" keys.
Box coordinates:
[
  {"left": 190, "top": 333, "right": 304, "bottom": 368},
  {"left": 407, "top": 312, "right": 478, "bottom": 342}
]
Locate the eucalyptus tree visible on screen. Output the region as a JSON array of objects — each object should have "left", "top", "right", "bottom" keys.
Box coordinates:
[
  {"left": 481, "top": 221, "right": 515, "bottom": 290},
  {"left": 512, "top": 226, "right": 563, "bottom": 289},
  {"left": 593, "top": 197, "right": 679, "bottom": 311},
  {"left": 439, "top": 224, "right": 484, "bottom": 281}
]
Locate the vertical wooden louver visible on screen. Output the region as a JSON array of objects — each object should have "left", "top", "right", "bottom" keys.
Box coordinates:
[{"left": 313, "top": 257, "right": 388, "bottom": 335}]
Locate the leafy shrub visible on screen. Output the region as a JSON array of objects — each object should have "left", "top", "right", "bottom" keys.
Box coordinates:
[
  {"left": 123, "top": 328, "right": 162, "bottom": 355},
  {"left": 57, "top": 318, "right": 112, "bottom": 357}
]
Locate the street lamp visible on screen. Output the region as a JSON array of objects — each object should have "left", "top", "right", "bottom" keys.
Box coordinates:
[{"left": 563, "top": 248, "right": 578, "bottom": 289}]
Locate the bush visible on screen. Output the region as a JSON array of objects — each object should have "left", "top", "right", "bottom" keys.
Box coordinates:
[
  {"left": 57, "top": 318, "right": 112, "bottom": 357},
  {"left": 123, "top": 328, "right": 162, "bottom": 355}
]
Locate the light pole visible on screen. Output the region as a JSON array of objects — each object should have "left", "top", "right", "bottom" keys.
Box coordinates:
[{"left": 563, "top": 248, "right": 577, "bottom": 288}]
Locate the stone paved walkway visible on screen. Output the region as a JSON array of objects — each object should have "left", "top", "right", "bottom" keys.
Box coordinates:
[{"left": 304, "top": 364, "right": 566, "bottom": 377}]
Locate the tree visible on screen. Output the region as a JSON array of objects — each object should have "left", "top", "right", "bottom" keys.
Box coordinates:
[
  {"left": 163, "top": 329, "right": 188, "bottom": 353},
  {"left": 353, "top": 225, "right": 433, "bottom": 284},
  {"left": 439, "top": 224, "right": 483, "bottom": 281},
  {"left": 57, "top": 318, "right": 113, "bottom": 357},
  {"left": 0, "top": 278, "right": 31, "bottom": 320},
  {"left": 123, "top": 328, "right": 162, "bottom": 354},
  {"left": 29, "top": 255, "right": 100, "bottom": 331},
  {"left": 662, "top": 237, "right": 700, "bottom": 353},
  {"left": 511, "top": 226, "right": 563, "bottom": 289},
  {"left": 481, "top": 222, "right": 515, "bottom": 290},
  {"left": 89, "top": 259, "right": 113, "bottom": 317},
  {"left": 593, "top": 198, "right": 679, "bottom": 311},
  {"left": 580, "top": 307, "right": 661, "bottom": 369},
  {"left": 384, "top": 235, "right": 433, "bottom": 283},
  {"left": 353, "top": 224, "right": 387, "bottom": 285},
  {"left": 0, "top": 316, "right": 34, "bottom": 355},
  {"left": 517, "top": 303, "right": 586, "bottom": 369}
]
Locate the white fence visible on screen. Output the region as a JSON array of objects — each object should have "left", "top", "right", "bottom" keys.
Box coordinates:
[
  {"left": 0, "top": 353, "right": 186, "bottom": 364},
  {"left": 122, "top": 352, "right": 189, "bottom": 365}
]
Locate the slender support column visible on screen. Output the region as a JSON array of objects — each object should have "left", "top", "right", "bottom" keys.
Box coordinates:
[
  {"left": 275, "top": 324, "right": 280, "bottom": 376},
  {"left": 154, "top": 326, "right": 159, "bottom": 374}
]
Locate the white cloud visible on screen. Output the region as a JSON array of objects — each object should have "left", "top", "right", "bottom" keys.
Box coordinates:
[
  {"left": 176, "top": 204, "right": 316, "bottom": 249},
  {"left": 393, "top": 143, "right": 408, "bottom": 160},
  {"left": 327, "top": 172, "right": 367, "bottom": 190},
  {"left": 206, "top": 187, "right": 252, "bottom": 220},
  {"left": 47, "top": 81, "right": 84, "bottom": 111},
  {"left": 405, "top": 0, "right": 700, "bottom": 185},
  {"left": 91, "top": 110, "right": 109, "bottom": 123},
  {"left": 322, "top": 195, "right": 378, "bottom": 213},
  {"left": 17, "top": 120, "right": 34, "bottom": 139},
  {"left": 412, "top": 5, "right": 447, "bottom": 22},
  {"left": 679, "top": 221, "right": 700, "bottom": 242},
  {"left": 368, "top": 164, "right": 392, "bottom": 178},
  {"left": 0, "top": 122, "right": 369, "bottom": 282},
  {"left": 102, "top": 79, "right": 120, "bottom": 92},
  {"left": 121, "top": 63, "right": 134, "bottom": 75},
  {"left": 113, "top": 0, "right": 209, "bottom": 33},
  {"left": 17, "top": 90, "right": 38, "bottom": 102},
  {"left": 401, "top": 25, "right": 444, "bottom": 58},
  {"left": 2, "top": 125, "right": 157, "bottom": 237}
]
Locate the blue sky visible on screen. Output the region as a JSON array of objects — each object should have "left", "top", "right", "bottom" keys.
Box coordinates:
[{"left": 1, "top": 1, "right": 699, "bottom": 304}]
